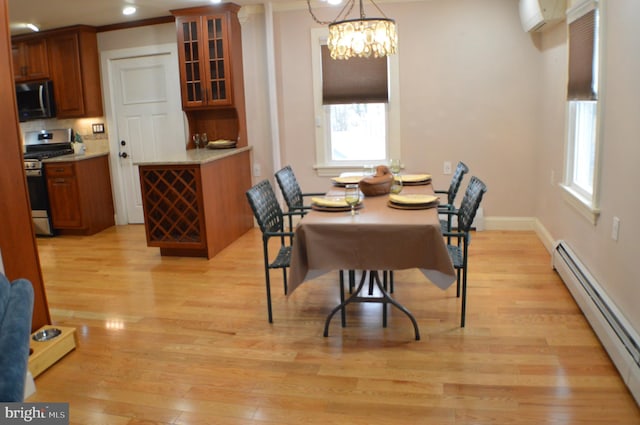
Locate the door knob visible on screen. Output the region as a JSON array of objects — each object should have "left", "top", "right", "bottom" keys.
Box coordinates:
[{"left": 119, "top": 152, "right": 128, "bottom": 158}]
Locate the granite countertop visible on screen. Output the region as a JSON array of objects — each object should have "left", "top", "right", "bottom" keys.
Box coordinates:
[
  {"left": 133, "top": 146, "right": 252, "bottom": 166},
  {"left": 41, "top": 145, "right": 251, "bottom": 166},
  {"left": 42, "top": 149, "right": 110, "bottom": 163}
]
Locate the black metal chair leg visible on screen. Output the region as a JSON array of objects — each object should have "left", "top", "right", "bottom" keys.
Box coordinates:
[
  {"left": 265, "top": 270, "right": 273, "bottom": 324},
  {"left": 349, "top": 270, "right": 355, "bottom": 293},
  {"left": 368, "top": 271, "right": 375, "bottom": 295},
  {"left": 382, "top": 272, "right": 388, "bottom": 327},
  {"left": 339, "top": 271, "right": 346, "bottom": 327},
  {"left": 461, "top": 269, "right": 467, "bottom": 327},
  {"left": 282, "top": 268, "right": 288, "bottom": 295}
]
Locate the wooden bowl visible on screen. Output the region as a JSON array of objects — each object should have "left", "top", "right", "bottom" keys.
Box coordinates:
[{"left": 359, "top": 173, "right": 393, "bottom": 196}]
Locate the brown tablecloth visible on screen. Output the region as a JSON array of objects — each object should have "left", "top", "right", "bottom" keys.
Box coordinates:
[{"left": 288, "top": 184, "right": 456, "bottom": 294}]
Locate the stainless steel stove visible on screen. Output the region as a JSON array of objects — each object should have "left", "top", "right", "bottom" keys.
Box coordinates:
[{"left": 23, "top": 129, "right": 74, "bottom": 236}]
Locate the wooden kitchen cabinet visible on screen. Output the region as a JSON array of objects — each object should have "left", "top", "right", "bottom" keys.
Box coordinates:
[
  {"left": 45, "top": 154, "right": 115, "bottom": 235},
  {"left": 171, "top": 4, "right": 248, "bottom": 149},
  {"left": 12, "top": 38, "right": 49, "bottom": 82},
  {"left": 46, "top": 26, "right": 103, "bottom": 118},
  {"left": 173, "top": 9, "right": 233, "bottom": 109}
]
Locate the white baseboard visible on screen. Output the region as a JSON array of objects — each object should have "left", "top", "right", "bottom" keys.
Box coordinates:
[
  {"left": 553, "top": 241, "right": 640, "bottom": 406},
  {"left": 483, "top": 216, "right": 536, "bottom": 231},
  {"left": 480, "top": 217, "right": 555, "bottom": 254},
  {"left": 533, "top": 218, "right": 555, "bottom": 254}
]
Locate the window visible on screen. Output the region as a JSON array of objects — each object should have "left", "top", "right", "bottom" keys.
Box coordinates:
[
  {"left": 311, "top": 28, "right": 400, "bottom": 176},
  {"left": 562, "top": 1, "right": 601, "bottom": 224},
  {"left": 326, "top": 103, "right": 387, "bottom": 161}
]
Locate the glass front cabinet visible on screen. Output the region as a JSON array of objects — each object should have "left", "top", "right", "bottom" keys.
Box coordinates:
[{"left": 174, "top": 8, "right": 235, "bottom": 109}]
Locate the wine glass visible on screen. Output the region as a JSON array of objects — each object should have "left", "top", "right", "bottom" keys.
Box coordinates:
[
  {"left": 201, "top": 133, "right": 208, "bottom": 145},
  {"left": 390, "top": 174, "right": 403, "bottom": 194},
  {"left": 344, "top": 184, "right": 361, "bottom": 216},
  {"left": 192, "top": 134, "right": 200, "bottom": 149},
  {"left": 389, "top": 158, "right": 401, "bottom": 174}
]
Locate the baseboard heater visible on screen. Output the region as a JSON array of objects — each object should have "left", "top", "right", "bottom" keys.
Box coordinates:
[{"left": 553, "top": 241, "right": 640, "bottom": 404}]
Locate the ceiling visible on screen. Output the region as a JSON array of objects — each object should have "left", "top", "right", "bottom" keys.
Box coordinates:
[{"left": 8, "top": 0, "right": 298, "bottom": 35}]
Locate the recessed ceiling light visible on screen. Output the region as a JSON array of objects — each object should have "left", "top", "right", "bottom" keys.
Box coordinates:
[{"left": 122, "top": 6, "right": 137, "bottom": 16}]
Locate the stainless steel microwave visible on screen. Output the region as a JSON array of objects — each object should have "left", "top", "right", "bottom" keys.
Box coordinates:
[{"left": 15, "top": 80, "right": 56, "bottom": 122}]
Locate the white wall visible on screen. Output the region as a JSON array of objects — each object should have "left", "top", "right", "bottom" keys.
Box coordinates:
[
  {"left": 97, "top": 23, "right": 176, "bottom": 51},
  {"left": 537, "top": 0, "right": 640, "bottom": 335},
  {"left": 270, "top": 0, "right": 543, "bottom": 218}
]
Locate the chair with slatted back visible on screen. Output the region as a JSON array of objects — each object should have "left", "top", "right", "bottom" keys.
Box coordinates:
[
  {"left": 247, "top": 179, "right": 346, "bottom": 325},
  {"left": 246, "top": 180, "right": 296, "bottom": 323},
  {"left": 275, "top": 165, "right": 324, "bottom": 232},
  {"left": 435, "top": 161, "right": 469, "bottom": 235},
  {"left": 442, "top": 176, "right": 487, "bottom": 327}
]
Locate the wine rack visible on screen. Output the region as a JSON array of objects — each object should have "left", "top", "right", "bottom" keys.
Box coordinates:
[{"left": 140, "top": 167, "right": 203, "bottom": 246}]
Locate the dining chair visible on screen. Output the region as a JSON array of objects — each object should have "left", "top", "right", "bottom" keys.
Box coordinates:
[
  {"left": 442, "top": 176, "right": 487, "bottom": 327},
  {"left": 274, "top": 165, "right": 324, "bottom": 232},
  {"left": 247, "top": 179, "right": 347, "bottom": 326},
  {"left": 246, "top": 179, "right": 297, "bottom": 323},
  {"left": 435, "top": 161, "right": 469, "bottom": 235}
]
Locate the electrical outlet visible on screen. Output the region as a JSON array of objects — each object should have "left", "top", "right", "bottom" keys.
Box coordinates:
[
  {"left": 443, "top": 161, "right": 452, "bottom": 175},
  {"left": 253, "top": 163, "right": 261, "bottom": 177},
  {"left": 612, "top": 217, "right": 620, "bottom": 241}
]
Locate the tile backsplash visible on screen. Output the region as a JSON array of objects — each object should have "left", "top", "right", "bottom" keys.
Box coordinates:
[{"left": 19, "top": 117, "right": 109, "bottom": 153}]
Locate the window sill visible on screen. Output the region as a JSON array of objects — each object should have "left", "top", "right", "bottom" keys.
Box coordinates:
[
  {"left": 560, "top": 184, "right": 600, "bottom": 225},
  {"left": 314, "top": 164, "right": 368, "bottom": 177}
]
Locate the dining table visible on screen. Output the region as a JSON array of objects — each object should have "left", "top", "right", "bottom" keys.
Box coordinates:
[{"left": 288, "top": 174, "right": 457, "bottom": 340}]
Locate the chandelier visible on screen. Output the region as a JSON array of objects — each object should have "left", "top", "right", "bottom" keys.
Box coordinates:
[{"left": 307, "top": 0, "right": 398, "bottom": 60}]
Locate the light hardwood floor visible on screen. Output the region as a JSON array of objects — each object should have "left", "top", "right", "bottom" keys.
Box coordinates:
[{"left": 29, "top": 225, "right": 639, "bottom": 424}]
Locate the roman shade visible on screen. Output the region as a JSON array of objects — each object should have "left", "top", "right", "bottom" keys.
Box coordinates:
[
  {"left": 567, "top": 9, "right": 597, "bottom": 100},
  {"left": 321, "top": 45, "right": 388, "bottom": 104}
]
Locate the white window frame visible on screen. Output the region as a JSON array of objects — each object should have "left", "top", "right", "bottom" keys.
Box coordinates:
[
  {"left": 560, "top": 0, "right": 602, "bottom": 225},
  {"left": 310, "top": 28, "right": 401, "bottom": 177}
]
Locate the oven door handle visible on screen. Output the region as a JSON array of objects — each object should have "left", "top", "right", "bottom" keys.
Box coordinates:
[{"left": 25, "top": 169, "right": 43, "bottom": 177}]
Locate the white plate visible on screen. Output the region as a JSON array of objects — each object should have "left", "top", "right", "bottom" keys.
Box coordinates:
[
  {"left": 398, "top": 174, "right": 431, "bottom": 183},
  {"left": 389, "top": 194, "right": 438, "bottom": 205},
  {"left": 311, "top": 196, "right": 350, "bottom": 208},
  {"left": 331, "top": 176, "right": 363, "bottom": 186}
]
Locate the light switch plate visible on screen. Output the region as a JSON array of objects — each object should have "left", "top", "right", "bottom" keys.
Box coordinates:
[{"left": 92, "top": 123, "right": 105, "bottom": 134}]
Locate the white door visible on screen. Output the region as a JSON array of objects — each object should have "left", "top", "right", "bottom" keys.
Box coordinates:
[{"left": 106, "top": 48, "right": 185, "bottom": 224}]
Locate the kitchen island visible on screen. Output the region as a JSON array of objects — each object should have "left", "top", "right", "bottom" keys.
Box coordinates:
[{"left": 136, "top": 147, "right": 253, "bottom": 259}]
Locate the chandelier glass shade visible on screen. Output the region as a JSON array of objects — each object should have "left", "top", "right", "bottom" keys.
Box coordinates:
[
  {"left": 308, "top": 0, "right": 398, "bottom": 60},
  {"left": 328, "top": 17, "right": 397, "bottom": 60}
]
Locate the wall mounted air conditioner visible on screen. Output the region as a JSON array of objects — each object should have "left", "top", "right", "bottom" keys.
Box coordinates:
[{"left": 519, "top": 0, "right": 566, "bottom": 32}]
